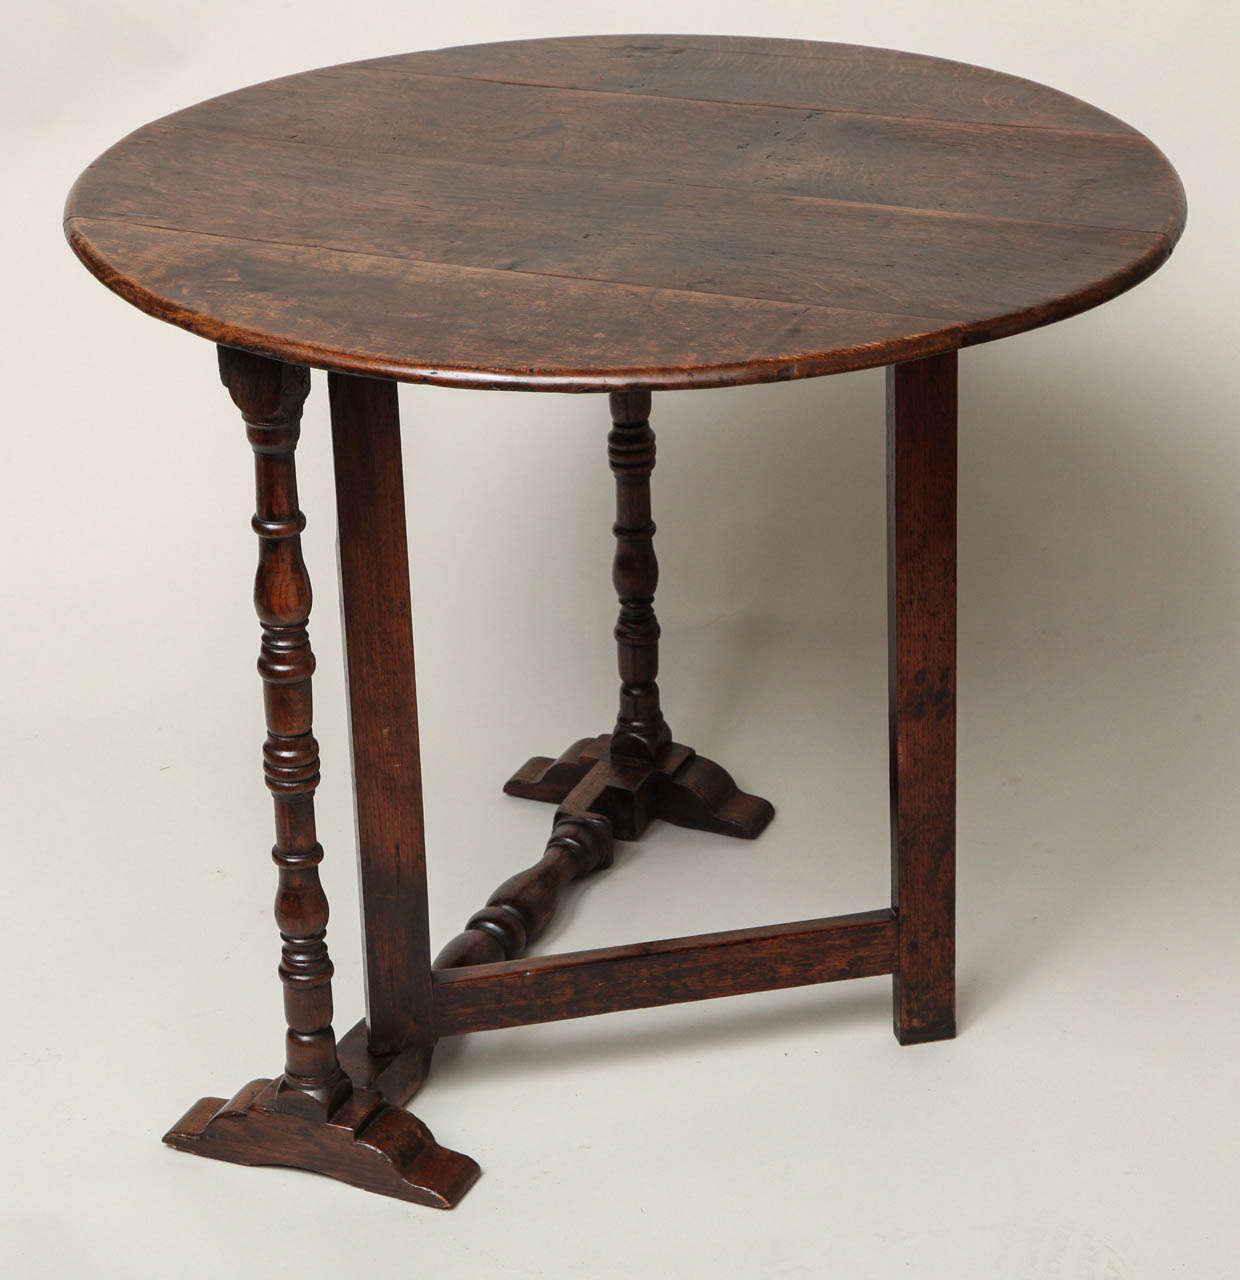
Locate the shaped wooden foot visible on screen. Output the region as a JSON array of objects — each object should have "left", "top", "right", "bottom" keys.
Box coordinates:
[
  {"left": 178, "top": 349, "right": 480, "bottom": 1209},
  {"left": 505, "top": 734, "right": 773, "bottom": 842},
  {"left": 503, "top": 390, "right": 773, "bottom": 846},
  {"left": 164, "top": 1079, "right": 480, "bottom": 1209}
]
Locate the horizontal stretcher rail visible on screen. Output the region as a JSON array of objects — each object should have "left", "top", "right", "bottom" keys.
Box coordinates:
[{"left": 432, "top": 908, "right": 896, "bottom": 1036}]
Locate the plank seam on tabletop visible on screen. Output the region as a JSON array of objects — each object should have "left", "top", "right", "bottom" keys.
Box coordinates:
[{"left": 140, "top": 120, "right": 1182, "bottom": 240}]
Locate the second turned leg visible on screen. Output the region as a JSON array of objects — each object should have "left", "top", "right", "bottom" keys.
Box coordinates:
[
  {"left": 462, "top": 389, "right": 774, "bottom": 976},
  {"left": 502, "top": 388, "right": 772, "bottom": 847},
  {"left": 608, "top": 388, "right": 673, "bottom": 762}
]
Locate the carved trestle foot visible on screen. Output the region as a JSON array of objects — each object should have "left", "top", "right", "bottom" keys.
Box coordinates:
[
  {"left": 504, "top": 733, "right": 774, "bottom": 842},
  {"left": 164, "top": 1021, "right": 473, "bottom": 1208},
  {"left": 434, "top": 389, "right": 774, "bottom": 974},
  {"left": 170, "top": 347, "right": 480, "bottom": 1209},
  {"left": 502, "top": 390, "right": 771, "bottom": 854},
  {"left": 163, "top": 1077, "right": 480, "bottom": 1209},
  {"left": 432, "top": 737, "right": 771, "bottom": 974}
]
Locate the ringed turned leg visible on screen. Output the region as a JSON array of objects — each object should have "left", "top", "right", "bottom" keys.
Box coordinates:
[
  {"left": 887, "top": 352, "right": 957, "bottom": 1045},
  {"left": 503, "top": 389, "right": 773, "bottom": 846},
  {"left": 163, "top": 347, "right": 479, "bottom": 1207}
]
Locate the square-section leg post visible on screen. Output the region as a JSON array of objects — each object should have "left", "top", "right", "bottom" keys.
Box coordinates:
[
  {"left": 887, "top": 352, "right": 957, "bottom": 1045},
  {"left": 328, "top": 371, "right": 434, "bottom": 1060}
]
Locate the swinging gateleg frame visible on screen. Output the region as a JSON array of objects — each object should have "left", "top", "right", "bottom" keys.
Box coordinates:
[{"left": 163, "top": 346, "right": 957, "bottom": 1208}]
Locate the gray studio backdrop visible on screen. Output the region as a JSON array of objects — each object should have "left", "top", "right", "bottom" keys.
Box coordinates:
[{"left": 4, "top": 3, "right": 1236, "bottom": 1277}]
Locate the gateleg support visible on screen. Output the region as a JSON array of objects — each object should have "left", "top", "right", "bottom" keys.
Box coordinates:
[
  {"left": 329, "top": 370, "right": 435, "bottom": 1060},
  {"left": 887, "top": 351, "right": 958, "bottom": 1045}
]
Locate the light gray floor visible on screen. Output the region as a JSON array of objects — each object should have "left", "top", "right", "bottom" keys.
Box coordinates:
[{"left": 5, "top": 6, "right": 1236, "bottom": 1276}]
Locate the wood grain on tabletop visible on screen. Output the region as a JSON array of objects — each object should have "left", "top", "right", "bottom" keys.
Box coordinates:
[{"left": 65, "top": 35, "right": 1186, "bottom": 391}]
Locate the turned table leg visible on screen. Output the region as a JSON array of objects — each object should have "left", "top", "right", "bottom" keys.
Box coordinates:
[
  {"left": 442, "top": 391, "right": 774, "bottom": 975},
  {"left": 163, "top": 348, "right": 479, "bottom": 1207},
  {"left": 887, "top": 352, "right": 957, "bottom": 1045},
  {"left": 608, "top": 388, "right": 673, "bottom": 762},
  {"left": 502, "top": 389, "right": 772, "bottom": 845}
]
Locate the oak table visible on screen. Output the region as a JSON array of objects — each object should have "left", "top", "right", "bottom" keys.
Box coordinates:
[{"left": 65, "top": 35, "right": 1186, "bottom": 1207}]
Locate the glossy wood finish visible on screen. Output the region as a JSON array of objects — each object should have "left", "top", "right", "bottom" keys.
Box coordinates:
[
  {"left": 66, "top": 36, "right": 1186, "bottom": 1210},
  {"left": 335, "top": 1019, "right": 433, "bottom": 1107},
  {"left": 505, "top": 733, "right": 774, "bottom": 843},
  {"left": 608, "top": 390, "right": 672, "bottom": 760},
  {"left": 221, "top": 345, "right": 350, "bottom": 1118},
  {"left": 163, "top": 348, "right": 479, "bottom": 1208},
  {"left": 329, "top": 372, "right": 433, "bottom": 1056},
  {"left": 164, "top": 1080, "right": 479, "bottom": 1208},
  {"left": 504, "top": 389, "right": 774, "bottom": 849},
  {"left": 64, "top": 36, "right": 1185, "bottom": 390},
  {"left": 435, "top": 812, "right": 614, "bottom": 969},
  {"left": 888, "top": 353, "right": 957, "bottom": 1043}
]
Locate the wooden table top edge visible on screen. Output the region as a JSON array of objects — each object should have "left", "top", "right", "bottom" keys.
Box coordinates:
[
  {"left": 62, "top": 33, "right": 1190, "bottom": 1209},
  {"left": 63, "top": 34, "right": 1187, "bottom": 392},
  {"left": 63, "top": 213, "right": 1183, "bottom": 392}
]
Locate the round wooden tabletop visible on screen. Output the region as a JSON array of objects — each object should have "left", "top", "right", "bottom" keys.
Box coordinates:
[{"left": 66, "top": 35, "right": 1186, "bottom": 392}]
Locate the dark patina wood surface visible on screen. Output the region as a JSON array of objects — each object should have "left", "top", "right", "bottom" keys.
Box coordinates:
[
  {"left": 65, "top": 35, "right": 1184, "bottom": 391},
  {"left": 887, "top": 352, "right": 958, "bottom": 1044},
  {"left": 162, "top": 347, "right": 479, "bottom": 1207},
  {"left": 64, "top": 36, "right": 1186, "bottom": 1209}
]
